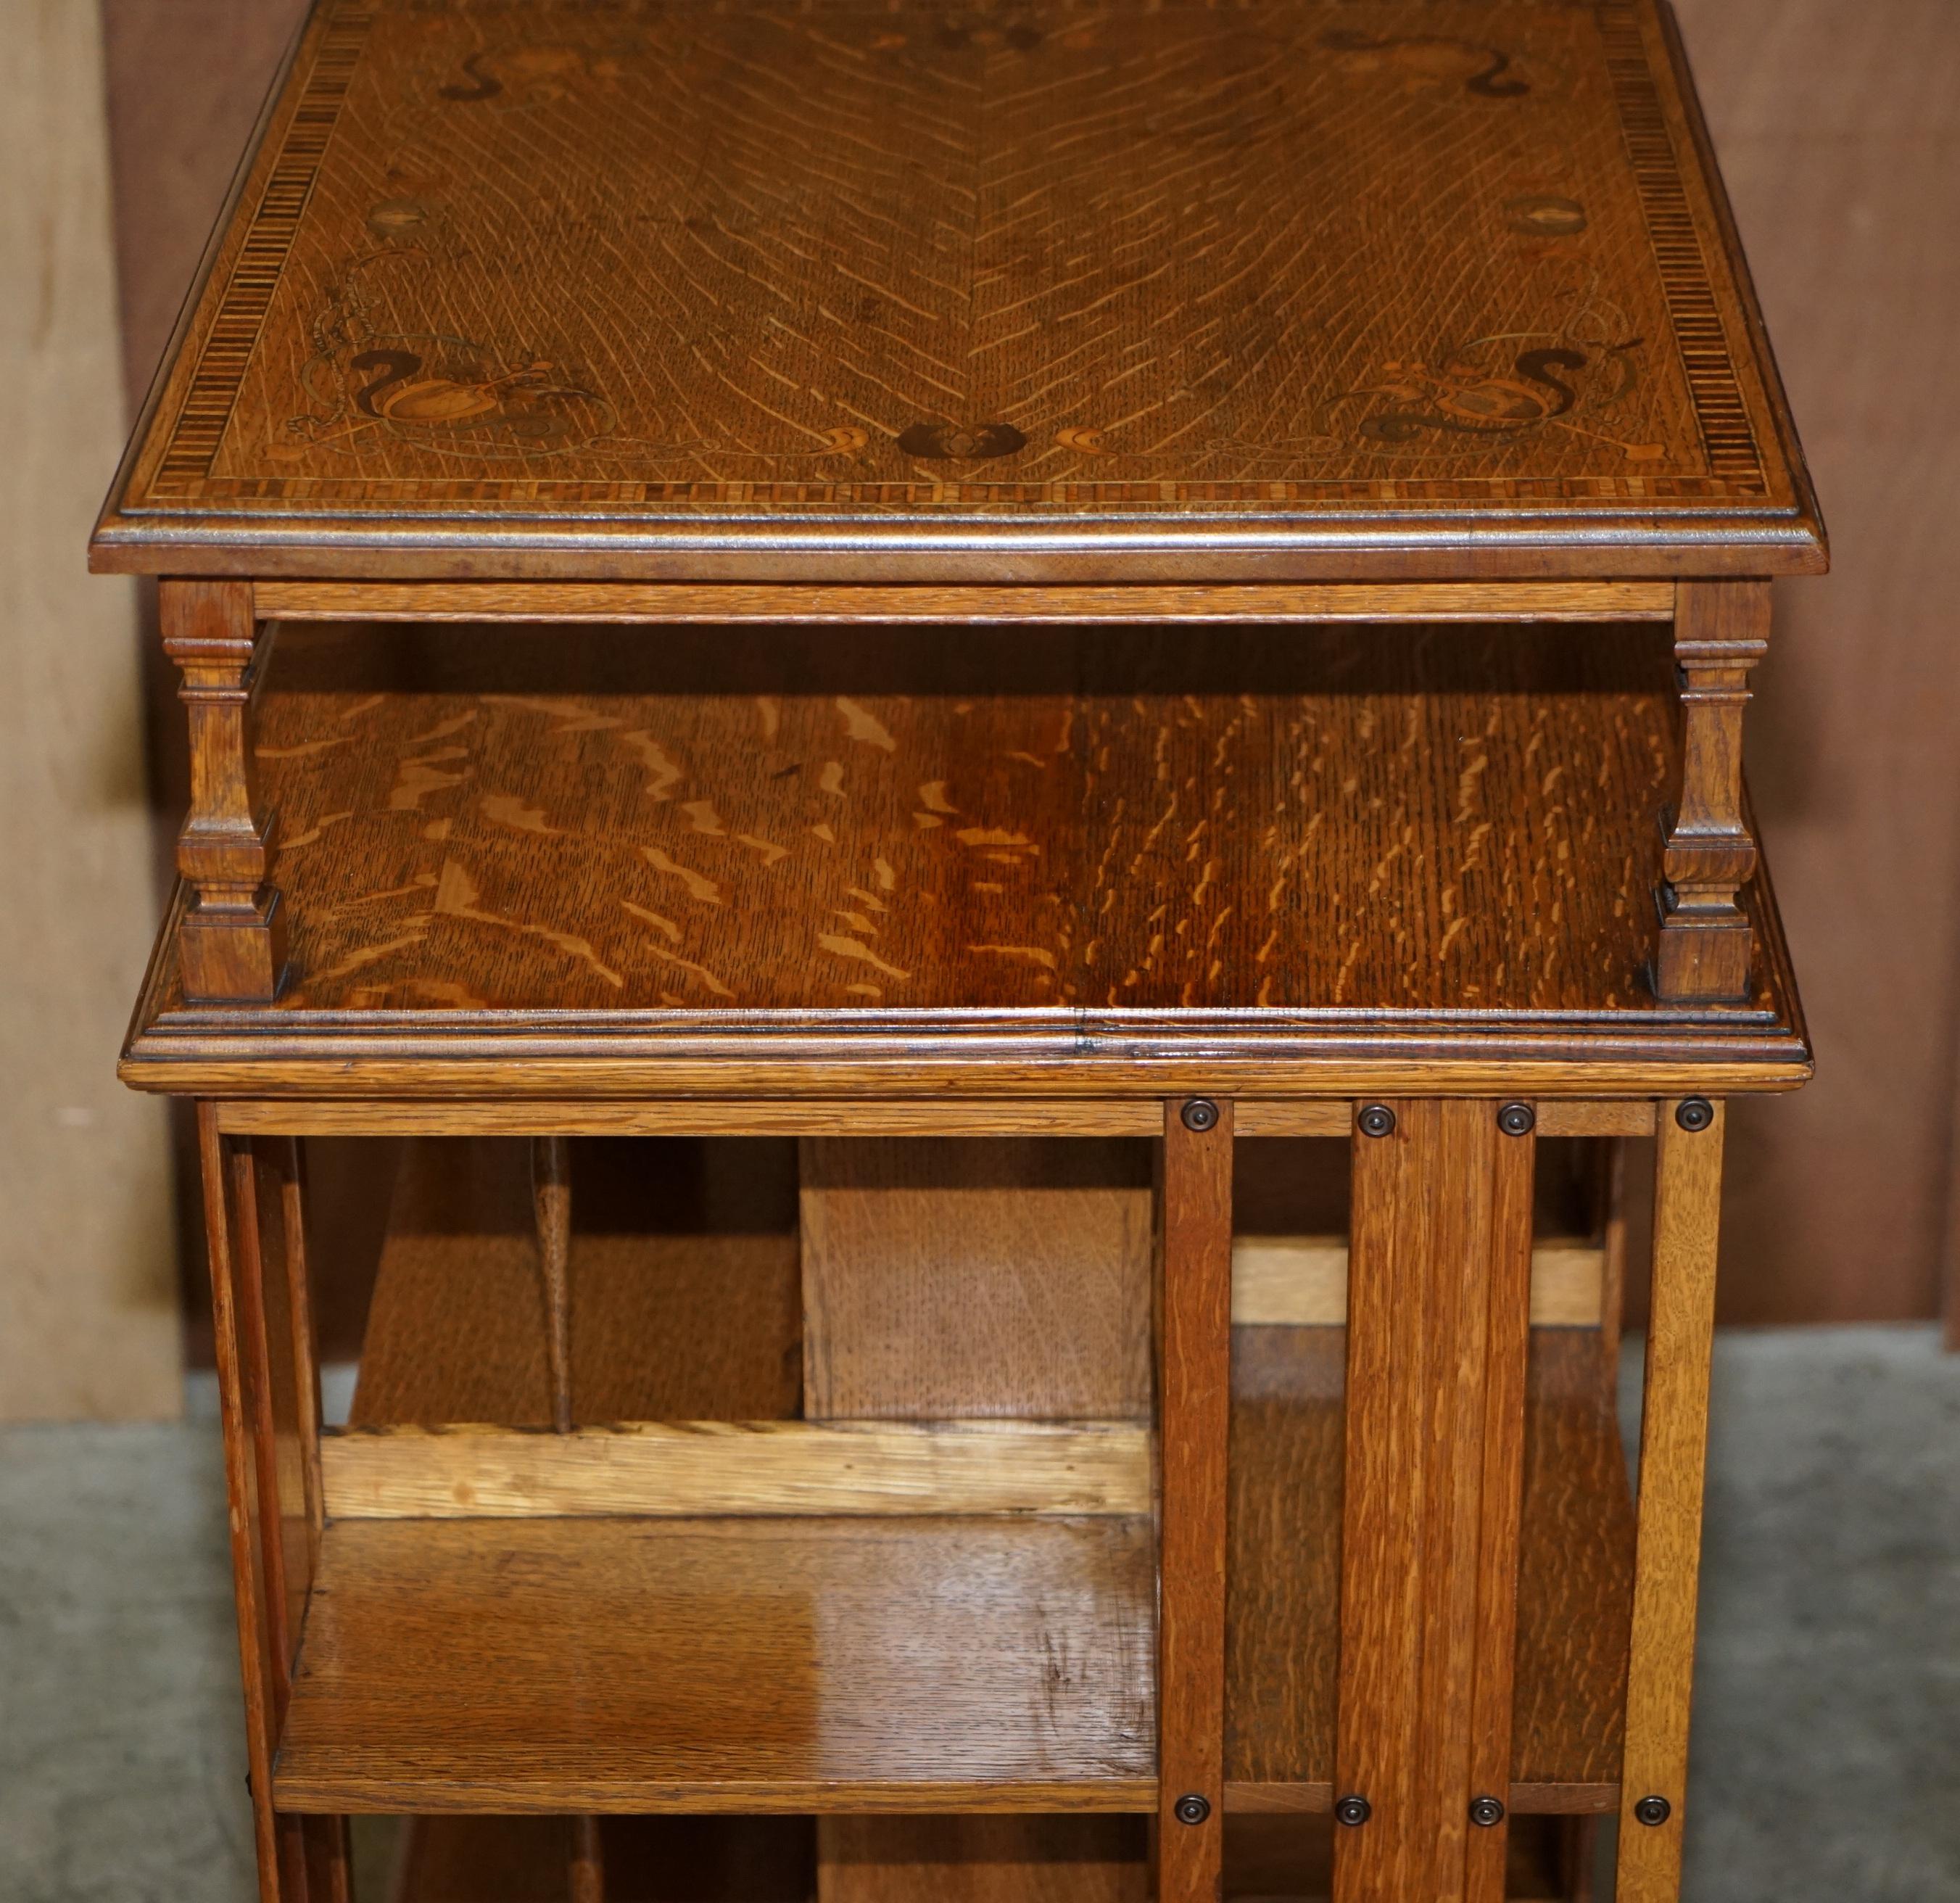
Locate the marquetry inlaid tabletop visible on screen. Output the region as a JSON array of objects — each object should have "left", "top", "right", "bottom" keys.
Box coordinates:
[{"left": 93, "top": 0, "right": 1822, "bottom": 581}]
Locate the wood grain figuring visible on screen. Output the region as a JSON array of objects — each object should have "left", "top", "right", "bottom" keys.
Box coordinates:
[
  {"left": 162, "top": 579, "right": 287, "bottom": 1001},
  {"left": 131, "top": 621, "right": 1806, "bottom": 1036},
  {"left": 271, "top": 1515, "right": 1158, "bottom": 1812},
  {"left": 1614, "top": 1103, "right": 1724, "bottom": 1902},
  {"left": 350, "top": 1138, "right": 802, "bottom": 1427},
  {"left": 1224, "top": 1332, "right": 1633, "bottom": 1817},
  {"left": 800, "top": 1139, "right": 1152, "bottom": 1421},
  {"left": 1333, "top": 1102, "right": 1533, "bottom": 1903},
  {"left": 318, "top": 1419, "right": 1151, "bottom": 1518},
  {"left": 252, "top": 582, "right": 1677, "bottom": 623},
  {"left": 1231, "top": 1238, "right": 1604, "bottom": 1328},
  {"left": 1157, "top": 1101, "right": 1233, "bottom": 1903},
  {"left": 817, "top": 1819, "right": 1147, "bottom": 1903},
  {"left": 91, "top": 0, "right": 1823, "bottom": 580}
]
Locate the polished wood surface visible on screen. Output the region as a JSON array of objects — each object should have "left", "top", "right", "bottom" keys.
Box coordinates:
[
  {"left": 273, "top": 1514, "right": 1158, "bottom": 1813},
  {"left": 91, "top": 0, "right": 1821, "bottom": 582},
  {"left": 1224, "top": 1329, "right": 1633, "bottom": 1817},
  {"left": 121, "top": 622, "right": 1811, "bottom": 1095}
]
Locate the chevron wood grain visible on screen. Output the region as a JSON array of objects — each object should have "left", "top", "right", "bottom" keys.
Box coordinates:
[{"left": 91, "top": 0, "right": 1823, "bottom": 580}]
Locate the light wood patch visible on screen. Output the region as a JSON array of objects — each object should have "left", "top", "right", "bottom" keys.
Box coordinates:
[
  {"left": 1231, "top": 1238, "right": 1605, "bottom": 1327},
  {"left": 321, "top": 1419, "right": 1151, "bottom": 1519}
]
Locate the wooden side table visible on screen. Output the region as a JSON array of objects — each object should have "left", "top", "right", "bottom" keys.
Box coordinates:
[{"left": 94, "top": 5, "right": 1823, "bottom": 1903}]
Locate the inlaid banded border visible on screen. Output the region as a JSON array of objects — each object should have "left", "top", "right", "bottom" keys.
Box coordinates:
[
  {"left": 152, "top": 4, "right": 376, "bottom": 490},
  {"left": 1597, "top": 2, "right": 1766, "bottom": 491}
]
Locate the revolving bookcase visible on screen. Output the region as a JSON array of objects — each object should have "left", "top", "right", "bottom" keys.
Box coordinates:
[{"left": 96, "top": 4, "right": 1823, "bottom": 1902}]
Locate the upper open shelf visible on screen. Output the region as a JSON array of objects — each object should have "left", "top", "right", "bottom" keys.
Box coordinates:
[{"left": 125, "top": 622, "right": 1806, "bottom": 1095}]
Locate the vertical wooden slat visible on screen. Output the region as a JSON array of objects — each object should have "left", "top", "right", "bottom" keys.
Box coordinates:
[
  {"left": 226, "top": 1135, "right": 312, "bottom": 1903},
  {"left": 534, "top": 1136, "right": 602, "bottom": 1898},
  {"left": 570, "top": 1815, "right": 606, "bottom": 1903},
  {"left": 1333, "top": 1100, "right": 1535, "bottom": 1903},
  {"left": 1615, "top": 1102, "right": 1727, "bottom": 1903},
  {"left": 198, "top": 1105, "right": 286, "bottom": 1903},
  {"left": 252, "top": 1136, "right": 350, "bottom": 1903},
  {"left": 275, "top": 1139, "right": 326, "bottom": 1566},
  {"left": 533, "top": 1134, "right": 574, "bottom": 1432},
  {"left": 233, "top": 1143, "right": 298, "bottom": 1672},
  {"left": 1157, "top": 1099, "right": 1232, "bottom": 1903},
  {"left": 1463, "top": 1115, "right": 1535, "bottom": 1903}
]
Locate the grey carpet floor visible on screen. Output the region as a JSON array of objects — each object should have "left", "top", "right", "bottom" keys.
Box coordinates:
[{"left": 1, "top": 1326, "right": 1954, "bottom": 1902}]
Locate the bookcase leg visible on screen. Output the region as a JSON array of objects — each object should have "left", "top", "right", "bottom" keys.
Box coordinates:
[
  {"left": 203, "top": 1116, "right": 345, "bottom": 1903},
  {"left": 1332, "top": 1099, "right": 1534, "bottom": 1903},
  {"left": 1614, "top": 1102, "right": 1725, "bottom": 1903},
  {"left": 1653, "top": 582, "right": 1768, "bottom": 1004},
  {"left": 1157, "top": 1099, "right": 1232, "bottom": 1903},
  {"left": 163, "top": 579, "right": 287, "bottom": 1003}
]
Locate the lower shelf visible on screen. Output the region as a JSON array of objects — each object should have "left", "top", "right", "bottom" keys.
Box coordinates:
[
  {"left": 379, "top": 1812, "right": 1596, "bottom": 1903},
  {"left": 1225, "top": 1326, "right": 1634, "bottom": 1815},
  {"left": 274, "top": 1514, "right": 1157, "bottom": 1815}
]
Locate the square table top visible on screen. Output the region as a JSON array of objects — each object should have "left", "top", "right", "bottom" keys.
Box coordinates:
[{"left": 92, "top": 0, "right": 1824, "bottom": 584}]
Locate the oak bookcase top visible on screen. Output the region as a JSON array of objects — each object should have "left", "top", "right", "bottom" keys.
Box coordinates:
[{"left": 94, "top": 0, "right": 1822, "bottom": 583}]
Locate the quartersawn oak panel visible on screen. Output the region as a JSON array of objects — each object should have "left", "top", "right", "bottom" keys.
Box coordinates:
[
  {"left": 801, "top": 1138, "right": 1153, "bottom": 1421},
  {"left": 1224, "top": 1329, "right": 1632, "bottom": 1813},
  {"left": 272, "top": 1514, "right": 1158, "bottom": 1813},
  {"left": 149, "top": 620, "right": 1793, "bottom": 1023},
  {"left": 92, "top": 0, "right": 1823, "bottom": 577}
]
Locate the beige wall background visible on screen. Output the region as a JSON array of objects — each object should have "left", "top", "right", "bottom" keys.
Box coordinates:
[
  {"left": 0, "top": 0, "right": 177, "bottom": 1419},
  {"left": 2, "top": 1, "right": 1952, "bottom": 1416}
]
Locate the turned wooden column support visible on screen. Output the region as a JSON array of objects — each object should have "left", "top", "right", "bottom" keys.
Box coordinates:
[
  {"left": 162, "top": 579, "right": 287, "bottom": 1002},
  {"left": 1653, "top": 581, "right": 1770, "bottom": 1004}
]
